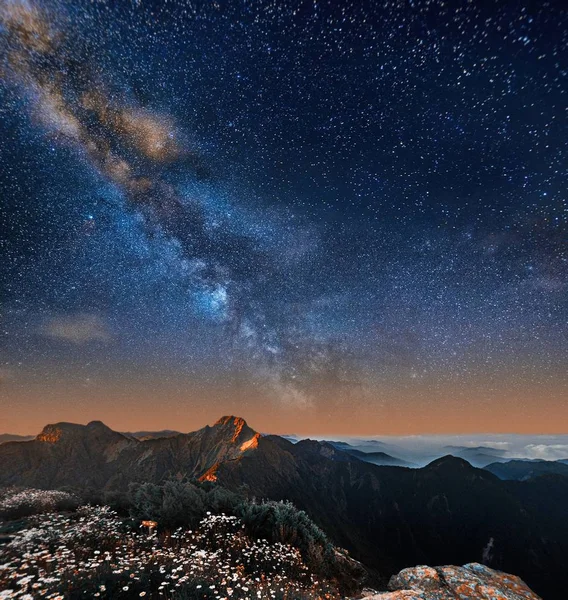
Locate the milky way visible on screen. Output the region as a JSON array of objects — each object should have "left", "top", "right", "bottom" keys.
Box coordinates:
[{"left": 0, "top": 0, "right": 566, "bottom": 432}]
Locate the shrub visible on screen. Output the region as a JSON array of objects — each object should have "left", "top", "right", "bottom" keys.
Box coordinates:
[
  {"left": 236, "top": 500, "right": 331, "bottom": 565},
  {"left": 128, "top": 482, "right": 365, "bottom": 593},
  {"left": 0, "top": 504, "right": 342, "bottom": 599},
  {"left": 128, "top": 480, "right": 242, "bottom": 528},
  {"left": 0, "top": 487, "right": 79, "bottom": 520}
]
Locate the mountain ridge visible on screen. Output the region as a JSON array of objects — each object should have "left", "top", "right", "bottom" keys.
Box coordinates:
[
  {"left": 484, "top": 459, "right": 568, "bottom": 481},
  {"left": 1, "top": 416, "right": 567, "bottom": 598},
  {"left": 0, "top": 415, "right": 262, "bottom": 489}
]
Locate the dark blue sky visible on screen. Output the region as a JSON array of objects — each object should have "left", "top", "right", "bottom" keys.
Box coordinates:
[{"left": 0, "top": 0, "right": 566, "bottom": 433}]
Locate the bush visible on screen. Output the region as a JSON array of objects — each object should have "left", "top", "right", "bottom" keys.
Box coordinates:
[
  {"left": 0, "top": 505, "right": 341, "bottom": 599},
  {"left": 0, "top": 487, "right": 79, "bottom": 520},
  {"left": 237, "top": 500, "right": 331, "bottom": 565},
  {"left": 76, "top": 488, "right": 133, "bottom": 515},
  {"left": 128, "top": 481, "right": 365, "bottom": 593},
  {"left": 128, "top": 480, "right": 242, "bottom": 528}
]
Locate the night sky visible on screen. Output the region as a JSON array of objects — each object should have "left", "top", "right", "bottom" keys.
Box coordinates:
[{"left": 1, "top": 0, "right": 566, "bottom": 435}]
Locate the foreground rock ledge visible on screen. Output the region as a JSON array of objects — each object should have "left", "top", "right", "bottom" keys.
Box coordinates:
[{"left": 361, "top": 563, "right": 541, "bottom": 599}]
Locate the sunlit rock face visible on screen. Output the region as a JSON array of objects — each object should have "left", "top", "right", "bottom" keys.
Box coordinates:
[{"left": 362, "top": 563, "right": 541, "bottom": 599}]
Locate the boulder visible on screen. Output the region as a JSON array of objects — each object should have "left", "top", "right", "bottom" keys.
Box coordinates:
[{"left": 360, "top": 563, "right": 541, "bottom": 599}]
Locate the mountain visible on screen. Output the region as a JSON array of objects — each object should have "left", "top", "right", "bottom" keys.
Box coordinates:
[
  {"left": 211, "top": 445, "right": 567, "bottom": 597},
  {"left": 326, "top": 441, "right": 415, "bottom": 467},
  {"left": 0, "top": 420, "right": 137, "bottom": 489},
  {"left": 445, "top": 445, "right": 508, "bottom": 456},
  {"left": 0, "top": 416, "right": 260, "bottom": 489},
  {"left": 484, "top": 459, "right": 568, "bottom": 481},
  {"left": 443, "top": 445, "right": 510, "bottom": 468},
  {"left": 276, "top": 434, "right": 300, "bottom": 443},
  {"left": 344, "top": 448, "right": 414, "bottom": 467},
  {"left": 0, "top": 416, "right": 566, "bottom": 599},
  {"left": 0, "top": 433, "right": 34, "bottom": 444}
]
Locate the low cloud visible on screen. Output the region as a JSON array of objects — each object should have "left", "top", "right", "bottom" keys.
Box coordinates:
[
  {"left": 475, "top": 441, "right": 511, "bottom": 450},
  {"left": 522, "top": 444, "right": 568, "bottom": 461},
  {"left": 42, "top": 313, "right": 111, "bottom": 345}
]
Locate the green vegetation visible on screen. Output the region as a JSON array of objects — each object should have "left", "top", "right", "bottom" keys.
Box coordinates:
[
  {"left": 0, "top": 481, "right": 365, "bottom": 596},
  {"left": 127, "top": 480, "right": 365, "bottom": 593}
]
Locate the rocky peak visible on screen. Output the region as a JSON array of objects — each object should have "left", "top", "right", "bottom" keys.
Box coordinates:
[
  {"left": 214, "top": 415, "right": 248, "bottom": 429},
  {"left": 36, "top": 422, "right": 84, "bottom": 443},
  {"left": 212, "top": 416, "right": 258, "bottom": 445}
]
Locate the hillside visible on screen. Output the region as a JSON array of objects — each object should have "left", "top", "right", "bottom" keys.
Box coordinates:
[{"left": 0, "top": 500, "right": 358, "bottom": 599}]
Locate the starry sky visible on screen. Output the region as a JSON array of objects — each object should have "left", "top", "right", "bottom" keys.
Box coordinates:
[{"left": 0, "top": 0, "right": 566, "bottom": 435}]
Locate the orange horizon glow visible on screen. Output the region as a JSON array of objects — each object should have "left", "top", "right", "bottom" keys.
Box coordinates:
[{"left": 2, "top": 376, "right": 567, "bottom": 436}]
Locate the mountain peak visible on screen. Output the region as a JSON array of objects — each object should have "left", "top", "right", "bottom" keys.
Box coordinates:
[
  {"left": 425, "top": 455, "right": 474, "bottom": 471},
  {"left": 211, "top": 416, "right": 260, "bottom": 449},
  {"left": 36, "top": 420, "right": 124, "bottom": 443},
  {"left": 214, "top": 415, "right": 248, "bottom": 428},
  {"left": 86, "top": 420, "right": 113, "bottom": 431},
  {"left": 36, "top": 422, "right": 83, "bottom": 443}
]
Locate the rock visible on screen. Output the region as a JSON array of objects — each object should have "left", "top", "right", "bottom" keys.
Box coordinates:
[
  {"left": 363, "top": 592, "right": 424, "bottom": 599},
  {"left": 362, "top": 591, "right": 424, "bottom": 599},
  {"left": 379, "top": 563, "right": 542, "bottom": 599},
  {"left": 389, "top": 565, "right": 444, "bottom": 592}
]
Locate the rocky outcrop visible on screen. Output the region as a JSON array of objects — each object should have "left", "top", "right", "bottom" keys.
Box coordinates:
[{"left": 362, "top": 563, "right": 541, "bottom": 599}]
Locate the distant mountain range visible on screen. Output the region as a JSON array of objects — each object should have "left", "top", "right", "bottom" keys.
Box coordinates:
[
  {"left": 484, "top": 459, "right": 568, "bottom": 481},
  {"left": 0, "top": 429, "right": 183, "bottom": 444},
  {"left": 0, "top": 433, "right": 34, "bottom": 444},
  {"left": 267, "top": 435, "right": 568, "bottom": 468},
  {"left": 1, "top": 416, "right": 567, "bottom": 598},
  {"left": 123, "top": 429, "right": 182, "bottom": 441},
  {"left": 442, "top": 445, "right": 510, "bottom": 468},
  {"left": 325, "top": 441, "right": 416, "bottom": 467}
]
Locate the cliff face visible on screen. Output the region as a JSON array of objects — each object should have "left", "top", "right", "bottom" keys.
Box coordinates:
[{"left": 363, "top": 563, "right": 541, "bottom": 599}]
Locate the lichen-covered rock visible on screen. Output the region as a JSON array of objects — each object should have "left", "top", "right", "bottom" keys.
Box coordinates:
[
  {"left": 361, "top": 563, "right": 541, "bottom": 599},
  {"left": 389, "top": 565, "right": 446, "bottom": 592},
  {"left": 363, "top": 592, "right": 425, "bottom": 599}
]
